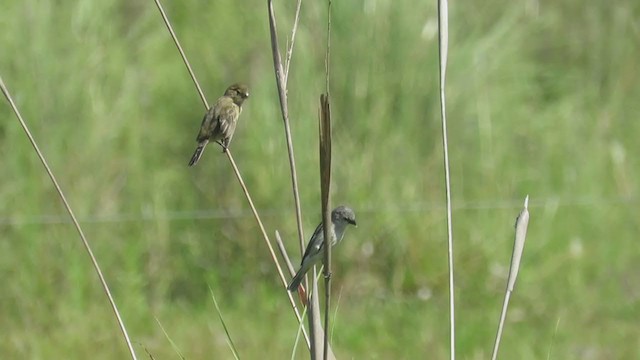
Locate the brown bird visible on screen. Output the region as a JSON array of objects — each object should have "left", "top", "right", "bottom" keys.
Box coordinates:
[{"left": 188, "top": 83, "right": 249, "bottom": 166}]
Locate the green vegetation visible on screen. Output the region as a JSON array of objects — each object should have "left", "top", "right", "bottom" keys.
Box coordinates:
[{"left": 1, "top": 0, "right": 638, "bottom": 358}]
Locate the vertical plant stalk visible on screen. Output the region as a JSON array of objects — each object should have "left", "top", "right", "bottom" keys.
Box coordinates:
[
  {"left": 320, "top": 3, "right": 332, "bottom": 357},
  {"left": 308, "top": 268, "right": 336, "bottom": 360},
  {"left": 266, "top": 2, "right": 336, "bottom": 358},
  {"left": 152, "top": 0, "right": 310, "bottom": 347},
  {"left": 284, "top": 0, "right": 303, "bottom": 86},
  {"left": 0, "top": 76, "right": 138, "bottom": 360},
  {"left": 437, "top": 0, "right": 455, "bottom": 359},
  {"left": 267, "top": 0, "right": 306, "bottom": 256},
  {"left": 491, "top": 196, "right": 530, "bottom": 360},
  {"left": 324, "top": 0, "right": 332, "bottom": 96},
  {"left": 319, "top": 94, "right": 332, "bottom": 360}
]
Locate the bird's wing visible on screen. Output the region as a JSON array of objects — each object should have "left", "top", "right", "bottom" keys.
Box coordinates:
[
  {"left": 213, "top": 97, "right": 240, "bottom": 138},
  {"left": 299, "top": 221, "right": 325, "bottom": 263},
  {"left": 196, "top": 106, "right": 215, "bottom": 142}
]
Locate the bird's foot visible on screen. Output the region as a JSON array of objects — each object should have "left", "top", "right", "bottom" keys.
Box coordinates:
[{"left": 214, "top": 140, "right": 228, "bottom": 153}]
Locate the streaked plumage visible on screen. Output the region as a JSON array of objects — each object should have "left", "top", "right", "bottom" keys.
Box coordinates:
[{"left": 188, "top": 83, "right": 249, "bottom": 166}]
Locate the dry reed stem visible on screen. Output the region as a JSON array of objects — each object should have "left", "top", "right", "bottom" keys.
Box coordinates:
[
  {"left": 491, "top": 196, "right": 530, "bottom": 360},
  {"left": 151, "top": 0, "right": 310, "bottom": 347},
  {"left": 319, "top": 93, "right": 332, "bottom": 360},
  {"left": 320, "top": 1, "right": 333, "bottom": 357},
  {"left": 437, "top": 0, "right": 456, "bottom": 359},
  {"left": 0, "top": 76, "right": 137, "bottom": 360},
  {"left": 266, "top": 0, "right": 307, "bottom": 258}
]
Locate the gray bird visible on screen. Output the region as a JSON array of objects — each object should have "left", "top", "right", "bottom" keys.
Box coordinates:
[
  {"left": 188, "top": 83, "right": 249, "bottom": 166},
  {"left": 287, "top": 205, "right": 357, "bottom": 291}
]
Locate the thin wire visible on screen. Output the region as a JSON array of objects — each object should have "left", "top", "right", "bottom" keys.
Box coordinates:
[
  {"left": 2, "top": 195, "right": 633, "bottom": 226},
  {"left": 226, "top": 152, "right": 310, "bottom": 330}
]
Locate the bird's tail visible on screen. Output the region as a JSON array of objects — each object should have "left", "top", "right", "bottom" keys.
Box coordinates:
[
  {"left": 287, "top": 269, "right": 306, "bottom": 291},
  {"left": 188, "top": 141, "right": 208, "bottom": 166}
]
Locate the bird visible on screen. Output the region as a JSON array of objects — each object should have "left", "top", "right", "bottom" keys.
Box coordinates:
[
  {"left": 188, "top": 83, "right": 249, "bottom": 166},
  {"left": 287, "top": 205, "right": 357, "bottom": 291}
]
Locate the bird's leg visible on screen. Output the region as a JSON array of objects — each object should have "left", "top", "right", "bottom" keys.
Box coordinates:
[
  {"left": 214, "top": 140, "right": 228, "bottom": 153},
  {"left": 222, "top": 135, "right": 234, "bottom": 153}
]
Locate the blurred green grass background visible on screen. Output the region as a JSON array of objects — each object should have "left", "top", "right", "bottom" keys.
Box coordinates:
[{"left": 1, "top": 0, "right": 639, "bottom": 358}]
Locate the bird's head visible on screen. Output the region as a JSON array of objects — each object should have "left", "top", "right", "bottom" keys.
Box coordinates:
[
  {"left": 332, "top": 205, "right": 357, "bottom": 227},
  {"left": 225, "top": 83, "right": 250, "bottom": 106}
]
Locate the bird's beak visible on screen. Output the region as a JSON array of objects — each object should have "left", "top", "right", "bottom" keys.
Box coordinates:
[
  {"left": 244, "top": 92, "right": 250, "bottom": 98},
  {"left": 349, "top": 219, "right": 357, "bottom": 227}
]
